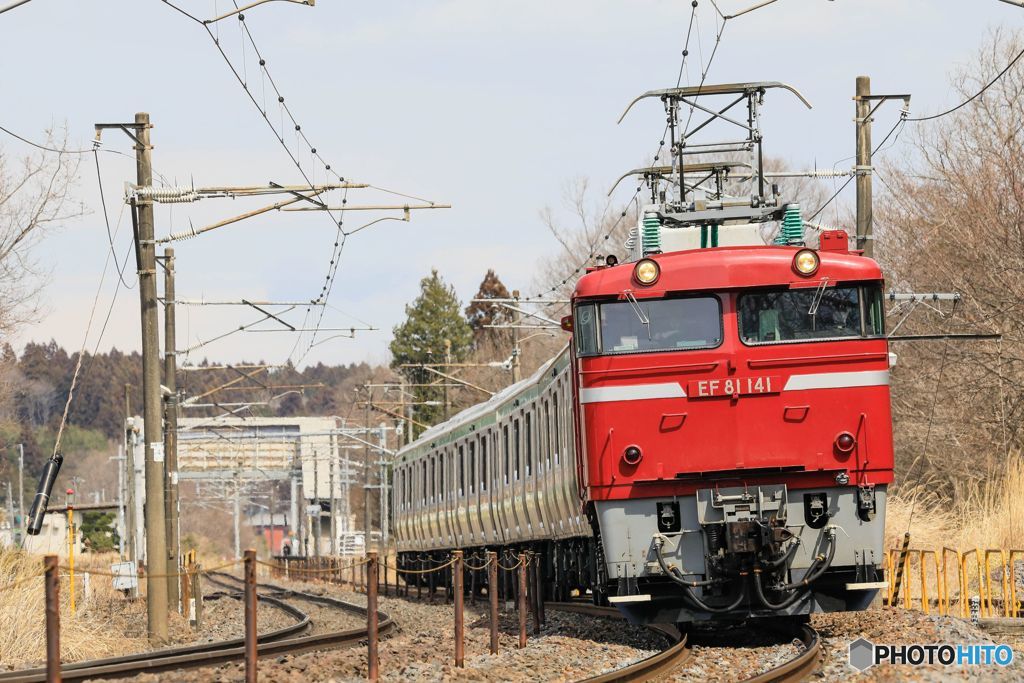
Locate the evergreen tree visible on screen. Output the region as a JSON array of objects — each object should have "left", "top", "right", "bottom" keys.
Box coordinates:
[
  {"left": 390, "top": 270, "right": 473, "bottom": 429},
  {"left": 464, "top": 269, "right": 513, "bottom": 346}
]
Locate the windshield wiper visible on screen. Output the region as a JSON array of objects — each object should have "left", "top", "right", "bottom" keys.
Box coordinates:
[
  {"left": 623, "top": 290, "right": 652, "bottom": 340},
  {"left": 808, "top": 277, "right": 831, "bottom": 316}
]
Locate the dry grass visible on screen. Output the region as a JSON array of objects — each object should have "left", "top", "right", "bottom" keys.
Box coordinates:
[
  {"left": 887, "top": 454, "right": 1024, "bottom": 551},
  {"left": 0, "top": 550, "right": 167, "bottom": 669},
  {"left": 885, "top": 455, "right": 1024, "bottom": 614}
]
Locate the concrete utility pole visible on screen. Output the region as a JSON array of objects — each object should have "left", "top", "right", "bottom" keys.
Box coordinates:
[
  {"left": 855, "top": 76, "right": 873, "bottom": 258},
  {"left": 378, "top": 426, "right": 388, "bottom": 547},
  {"left": 16, "top": 444, "right": 24, "bottom": 542},
  {"left": 442, "top": 341, "right": 452, "bottom": 420},
  {"left": 233, "top": 472, "right": 242, "bottom": 561},
  {"left": 131, "top": 112, "right": 169, "bottom": 640},
  {"left": 363, "top": 384, "right": 372, "bottom": 548},
  {"left": 162, "top": 247, "right": 180, "bottom": 611},
  {"left": 511, "top": 291, "right": 522, "bottom": 383}
]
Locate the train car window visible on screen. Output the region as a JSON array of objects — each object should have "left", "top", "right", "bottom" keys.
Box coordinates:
[
  {"left": 525, "top": 412, "right": 533, "bottom": 477},
  {"left": 513, "top": 418, "right": 521, "bottom": 480},
  {"left": 438, "top": 454, "right": 446, "bottom": 501},
  {"left": 575, "top": 303, "right": 599, "bottom": 355},
  {"left": 480, "top": 437, "right": 488, "bottom": 492},
  {"left": 502, "top": 425, "right": 510, "bottom": 485},
  {"left": 579, "top": 296, "right": 722, "bottom": 356},
  {"left": 738, "top": 285, "right": 882, "bottom": 345},
  {"left": 430, "top": 457, "right": 436, "bottom": 502},
  {"left": 422, "top": 460, "right": 427, "bottom": 504},
  {"left": 865, "top": 285, "right": 885, "bottom": 336},
  {"left": 469, "top": 441, "right": 476, "bottom": 494},
  {"left": 458, "top": 444, "right": 465, "bottom": 496},
  {"left": 552, "top": 391, "right": 560, "bottom": 464},
  {"left": 543, "top": 400, "right": 552, "bottom": 466}
]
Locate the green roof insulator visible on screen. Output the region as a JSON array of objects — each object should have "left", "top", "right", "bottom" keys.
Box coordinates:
[
  {"left": 774, "top": 203, "right": 805, "bottom": 246},
  {"left": 641, "top": 213, "right": 662, "bottom": 256}
]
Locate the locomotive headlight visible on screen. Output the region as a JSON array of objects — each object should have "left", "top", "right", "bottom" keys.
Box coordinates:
[
  {"left": 633, "top": 259, "right": 660, "bottom": 285},
  {"left": 793, "top": 249, "right": 820, "bottom": 276}
]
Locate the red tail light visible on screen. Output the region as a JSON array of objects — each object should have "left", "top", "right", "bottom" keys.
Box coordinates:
[{"left": 835, "top": 432, "right": 856, "bottom": 454}]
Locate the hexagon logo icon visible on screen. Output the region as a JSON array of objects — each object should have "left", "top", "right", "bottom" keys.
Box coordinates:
[{"left": 849, "top": 637, "right": 875, "bottom": 672}]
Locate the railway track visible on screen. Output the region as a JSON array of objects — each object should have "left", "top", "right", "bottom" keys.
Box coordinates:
[
  {"left": 545, "top": 602, "right": 821, "bottom": 683},
  {"left": 0, "top": 572, "right": 393, "bottom": 683}
]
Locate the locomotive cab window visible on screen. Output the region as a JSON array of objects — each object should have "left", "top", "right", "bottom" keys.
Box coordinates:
[
  {"left": 738, "top": 283, "right": 885, "bottom": 345},
  {"left": 574, "top": 296, "right": 722, "bottom": 356}
]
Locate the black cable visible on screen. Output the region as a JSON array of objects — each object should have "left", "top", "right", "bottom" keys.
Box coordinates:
[
  {"left": 0, "top": 124, "right": 96, "bottom": 154},
  {"left": 908, "top": 44, "right": 1024, "bottom": 122},
  {"left": 93, "top": 149, "right": 133, "bottom": 289},
  {"left": 808, "top": 117, "right": 905, "bottom": 222}
]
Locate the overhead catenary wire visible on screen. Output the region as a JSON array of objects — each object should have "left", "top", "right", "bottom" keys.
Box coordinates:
[
  {"left": 907, "top": 44, "right": 1024, "bottom": 122},
  {"left": 531, "top": 0, "right": 727, "bottom": 300}
]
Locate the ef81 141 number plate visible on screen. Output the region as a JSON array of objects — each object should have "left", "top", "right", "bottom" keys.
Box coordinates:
[{"left": 688, "top": 376, "right": 782, "bottom": 398}]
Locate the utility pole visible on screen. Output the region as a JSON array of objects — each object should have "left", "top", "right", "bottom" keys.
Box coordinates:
[
  {"left": 511, "top": 290, "right": 522, "bottom": 383},
  {"left": 442, "top": 341, "right": 452, "bottom": 420},
  {"left": 378, "top": 426, "right": 388, "bottom": 547},
  {"left": 363, "top": 384, "right": 372, "bottom": 549},
  {"left": 233, "top": 472, "right": 241, "bottom": 561},
  {"left": 313, "top": 451, "right": 320, "bottom": 558},
  {"left": 127, "top": 112, "right": 169, "bottom": 640},
  {"left": 855, "top": 76, "right": 873, "bottom": 258},
  {"left": 854, "top": 78, "right": 910, "bottom": 260},
  {"left": 16, "top": 444, "right": 24, "bottom": 542},
  {"left": 162, "top": 247, "right": 179, "bottom": 611},
  {"left": 329, "top": 449, "right": 337, "bottom": 557}
]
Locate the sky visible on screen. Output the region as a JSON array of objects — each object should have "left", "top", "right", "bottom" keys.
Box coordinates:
[{"left": 0, "top": 0, "right": 1019, "bottom": 369}]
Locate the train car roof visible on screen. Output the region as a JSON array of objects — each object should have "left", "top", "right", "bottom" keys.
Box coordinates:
[
  {"left": 395, "top": 345, "right": 569, "bottom": 463},
  {"left": 574, "top": 245, "right": 882, "bottom": 298}
]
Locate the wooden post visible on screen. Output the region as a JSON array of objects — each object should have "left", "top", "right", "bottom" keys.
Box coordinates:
[
  {"left": 488, "top": 551, "right": 498, "bottom": 655},
  {"left": 453, "top": 551, "right": 464, "bottom": 667},
  {"left": 428, "top": 555, "right": 435, "bottom": 602},
  {"left": 517, "top": 553, "right": 527, "bottom": 649},
  {"left": 244, "top": 550, "right": 257, "bottom": 683},
  {"left": 469, "top": 559, "right": 477, "bottom": 607},
  {"left": 367, "top": 552, "right": 379, "bottom": 681},
  {"left": 66, "top": 507, "right": 75, "bottom": 615},
  {"left": 44, "top": 555, "right": 60, "bottom": 683},
  {"left": 192, "top": 566, "right": 204, "bottom": 630},
  {"left": 536, "top": 552, "right": 545, "bottom": 626},
  {"left": 530, "top": 555, "right": 540, "bottom": 635}
]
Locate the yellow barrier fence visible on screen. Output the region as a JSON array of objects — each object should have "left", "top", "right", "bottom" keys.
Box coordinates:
[{"left": 886, "top": 546, "right": 1023, "bottom": 618}]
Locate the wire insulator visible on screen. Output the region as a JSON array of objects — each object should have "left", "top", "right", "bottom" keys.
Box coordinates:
[{"left": 134, "top": 186, "right": 201, "bottom": 203}]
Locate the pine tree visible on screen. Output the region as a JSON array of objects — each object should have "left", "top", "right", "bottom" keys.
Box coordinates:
[
  {"left": 464, "top": 269, "right": 513, "bottom": 346},
  {"left": 390, "top": 270, "right": 473, "bottom": 429}
]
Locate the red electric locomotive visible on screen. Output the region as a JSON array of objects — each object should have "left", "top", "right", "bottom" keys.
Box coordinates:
[{"left": 568, "top": 82, "right": 893, "bottom": 622}]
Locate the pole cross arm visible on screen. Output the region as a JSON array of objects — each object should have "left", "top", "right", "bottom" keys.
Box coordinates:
[
  {"left": 617, "top": 81, "right": 812, "bottom": 124},
  {"left": 421, "top": 366, "right": 495, "bottom": 396}
]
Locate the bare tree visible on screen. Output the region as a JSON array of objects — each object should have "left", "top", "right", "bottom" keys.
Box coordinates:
[
  {"left": 876, "top": 28, "right": 1024, "bottom": 492},
  {"left": 0, "top": 129, "right": 83, "bottom": 336}
]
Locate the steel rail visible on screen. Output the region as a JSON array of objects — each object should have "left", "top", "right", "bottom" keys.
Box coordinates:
[
  {"left": 546, "top": 602, "right": 691, "bottom": 682},
  {"left": 547, "top": 601, "right": 821, "bottom": 683},
  {"left": 0, "top": 591, "right": 309, "bottom": 683},
  {"left": 0, "top": 574, "right": 393, "bottom": 683},
  {"left": 744, "top": 623, "right": 821, "bottom": 683}
]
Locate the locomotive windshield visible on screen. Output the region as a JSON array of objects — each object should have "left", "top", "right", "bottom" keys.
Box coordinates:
[
  {"left": 738, "top": 284, "right": 884, "bottom": 345},
  {"left": 575, "top": 295, "right": 722, "bottom": 356}
]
